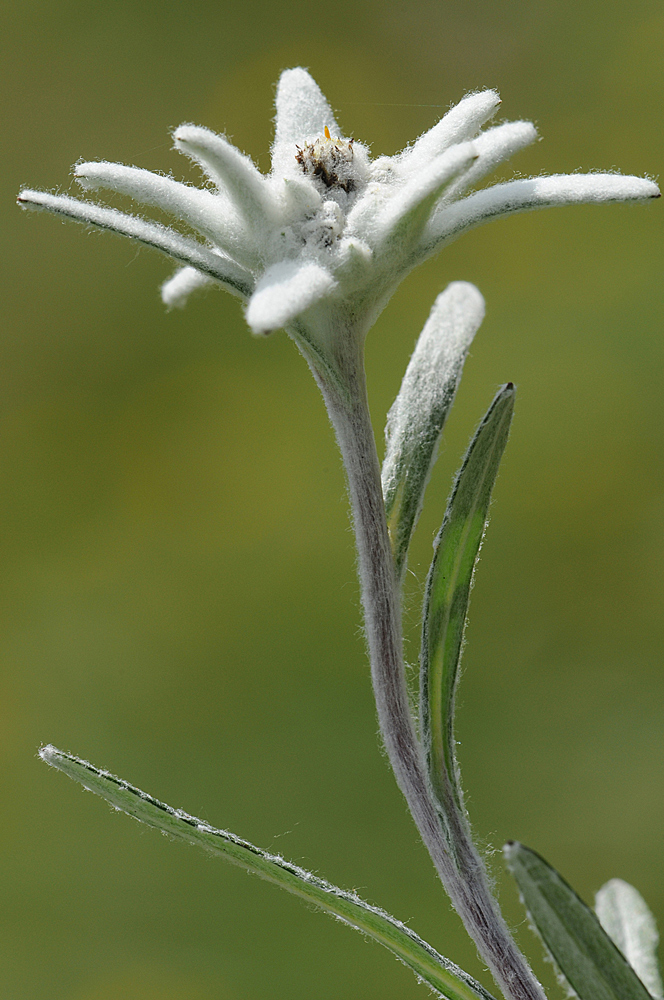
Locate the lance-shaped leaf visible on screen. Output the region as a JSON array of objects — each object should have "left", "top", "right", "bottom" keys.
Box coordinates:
[
  {"left": 356, "top": 142, "right": 478, "bottom": 256},
  {"left": 174, "top": 126, "right": 278, "bottom": 231},
  {"left": 381, "top": 282, "right": 485, "bottom": 579},
  {"left": 504, "top": 842, "right": 655, "bottom": 1000},
  {"left": 420, "top": 384, "right": 514, "bottom": 815},
  {"left": 271, "top": 67, "right": 341, "bottom": 179},
  {"left": 423, "top": 174, "right": 660, "bottom": 259},
  {"left": 40, "top": 745, "right": 496, "bottom": 1000},
  {"left": 399, "top": 90, "right": 500, "bottom": 176},
  {"left": 17, "top": 189, "right": 254, "bottom": 298},
  {"left": 441, "top": 121, "right": 538, "bottom": 205},
  {"left": 74, "top": 160, "right": 259, "bottom": 270},
  {"left": 596, "top": 879, "right": 663, "bottom": 999}
]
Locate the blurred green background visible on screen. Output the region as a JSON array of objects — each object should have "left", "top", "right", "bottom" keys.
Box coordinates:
[{"left": 2, "top": 1, "right": 663, "bottom": 997}]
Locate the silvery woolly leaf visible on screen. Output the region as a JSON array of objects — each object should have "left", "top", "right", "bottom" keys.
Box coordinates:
[
  {"left": 381, "top": 282, "right": 485, "bottom": 580},
  {"left": 596, "top": 879, "right": 663, "bottom": 999}
]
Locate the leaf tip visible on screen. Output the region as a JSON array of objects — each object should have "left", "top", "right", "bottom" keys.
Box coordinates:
[
  {"left": 39, "top": 743, "right": 59, "bottom": 764},
  {"left": 17, "top": 188, "right": 39, "bottom": 209}
]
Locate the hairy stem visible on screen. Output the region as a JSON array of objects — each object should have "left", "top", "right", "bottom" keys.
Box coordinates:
[{"left": 299, "top": 324, "right": 545, "bottom": 1000}]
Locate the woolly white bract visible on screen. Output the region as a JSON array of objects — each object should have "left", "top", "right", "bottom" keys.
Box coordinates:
[{"left": 18, "top": 67, "right": 659, "bottom": 353}]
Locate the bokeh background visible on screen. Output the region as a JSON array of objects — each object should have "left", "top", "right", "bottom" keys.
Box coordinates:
[{"left": 2, "top": 1, "right": 663, "bottom": 998}]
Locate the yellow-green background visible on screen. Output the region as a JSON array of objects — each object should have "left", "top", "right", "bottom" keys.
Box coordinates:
[{"left": 2, "top": 1, "right": 663, "bottom": 997}]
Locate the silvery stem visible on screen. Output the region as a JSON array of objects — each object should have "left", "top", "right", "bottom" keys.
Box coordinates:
[{"left": 299, "top": 327, "right": 545, "bottom": 1000}]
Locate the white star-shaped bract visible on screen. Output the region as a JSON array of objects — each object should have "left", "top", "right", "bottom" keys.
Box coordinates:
[{"left": 18, "top": 67, "right": 659, "bottom": 349}]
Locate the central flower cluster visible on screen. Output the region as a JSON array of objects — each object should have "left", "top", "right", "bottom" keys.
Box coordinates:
[
  {"left": 290, "top": 129, "right": 371, "bottom": 256},
  {"left": 295, "top": 128, "right": 369, "bottom": 195},
  {"left": 18, "top": 67, "right": 659, "bottom": 349}
]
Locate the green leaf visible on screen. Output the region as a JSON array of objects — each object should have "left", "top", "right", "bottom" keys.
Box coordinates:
[
  {"left": 596, "top": 879, "right": 663, "bottom": 998},
  {"left": 40, "top": 745, "right": 496, "bottom": 1000},
  {"left": 381, "top": 282, "right": 485, "bottom": 581},
  {"left": 420, "top": 384, "right": 514, "bottom": 815},
  {"left": 504, "top": 842, "right": 655, "bottom": 1000}
]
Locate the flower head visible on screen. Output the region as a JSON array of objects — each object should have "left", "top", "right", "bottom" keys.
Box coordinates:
[{"left": 18, "top": 68, "right": 659, "bottom": 350}]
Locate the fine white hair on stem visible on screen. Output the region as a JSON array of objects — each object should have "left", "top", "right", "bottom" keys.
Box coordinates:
[
  {"left": 319, "top": 368, "right": 547, "bottom": 1000},
  {"left": 17, "top": 189, "right": 254, "bottom": 298},
  {"left": 161, "top": 266, "right": 215, "bottom": 308}
]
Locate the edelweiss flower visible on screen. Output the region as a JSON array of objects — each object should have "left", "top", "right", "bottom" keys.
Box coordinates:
[
  {"left": 18, "top": 68, "right": 658, "bottom": 352},
  {"left": 19, "top": 70, "right": 662, "bottom": 1000}
]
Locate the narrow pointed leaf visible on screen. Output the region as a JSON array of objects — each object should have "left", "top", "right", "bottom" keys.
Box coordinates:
[
  {"left": 381, "top": 282, "right": 485, "bottom": 580},
  {"left": 420, "top": 384, "right": 514, "bottom": 814},
  {"left": 174, "top": 126, "right": 276, "bottom": 231},
  {"left": 504, "top": 842, "right": 655, "bottom": 1000},
  {"left": 596, "top": 879, "right": 663, "bottom": 998},
  {"left": 272, "top": 68, "right": 341, "bottom": 178},
  {"left": 441, "top": 122, "right": 537, "bottom": 204},
  {"left": 377, "top": 143, "right": 477, "bottom": 254},
  {"left": 345, "top": 144, "right": 475, "bottom": 258},
  {"left": 40, "top": 745, "right": 496, "bottom": 1000},
  {"left": 423, "top": 174, "right": 660, "bottom": 258},
  {"left": 74, "top": 160, "right": 258, "bottom": 268},
  {"left": 402, "top": 90, "right": 500, "bottom": 175},
  {"left": 17, "top": 189, "right": 254, "bottom": 298}
]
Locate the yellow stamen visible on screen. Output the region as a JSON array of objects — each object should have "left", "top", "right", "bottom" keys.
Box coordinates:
[{"left": 324, "top": 126, "right": 331, "bottom": 140}]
